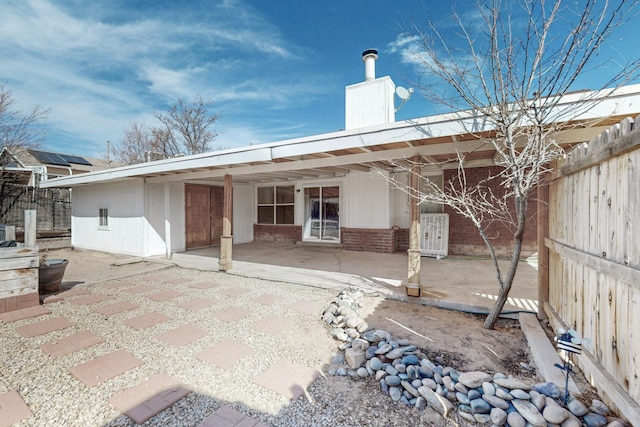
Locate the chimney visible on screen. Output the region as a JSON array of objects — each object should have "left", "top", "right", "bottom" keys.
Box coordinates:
[
  {"left": 345, "top": 48, "right": 395, "bottom": 130},
  {"left": 362, "top": 49, "right": 378, "bottom": 81}
]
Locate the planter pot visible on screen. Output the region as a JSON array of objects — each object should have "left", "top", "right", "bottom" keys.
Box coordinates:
[{"left": 39, "top": 259, "right": 69, "bottom": 294}]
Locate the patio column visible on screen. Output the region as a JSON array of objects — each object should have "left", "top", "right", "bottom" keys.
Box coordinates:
[
  {"left": 164, "top": 182, "right": 172, "bottom": 258},
  {"left": 406, "top": 156, "right": 421, "bottom": 297},
  {"left": 219, "top": 174, "right": 233, "bottom": 271},
  {"left": 537, "top": 173, "right": 550, "bottom": 320}
]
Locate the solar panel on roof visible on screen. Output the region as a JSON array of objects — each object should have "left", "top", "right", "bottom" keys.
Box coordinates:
[
  {"left": 28, "top": 150, "right": 71, "bottom": 167},
  {"left": 60, "top": 154, "right": 92, "bottom": 166}
]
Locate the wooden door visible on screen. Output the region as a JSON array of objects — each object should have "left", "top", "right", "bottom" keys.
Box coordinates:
[
  {"left": 185, "top": 184, "right": 211, "bottom": 249},
  {"left": 210, "top": 186, "right": 224, "bottom": 243}
]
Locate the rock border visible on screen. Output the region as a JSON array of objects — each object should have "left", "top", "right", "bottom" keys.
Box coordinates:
[{"left": 322, "top": 288, "right": 628, "bottom": 427}]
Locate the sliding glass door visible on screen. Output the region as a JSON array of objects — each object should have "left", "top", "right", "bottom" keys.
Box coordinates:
[{"left": 303, "top": 186, "right": 340, "bottom": 241}]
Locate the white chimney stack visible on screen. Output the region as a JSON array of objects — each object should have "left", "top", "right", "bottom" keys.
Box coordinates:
[{"left": 362, "top": 49, "right": 378, "bottom": 81}]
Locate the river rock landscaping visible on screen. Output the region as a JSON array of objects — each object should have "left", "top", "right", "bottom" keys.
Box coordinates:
[{"left": 322, "top": 288, "right": 629, "bottom": 427}]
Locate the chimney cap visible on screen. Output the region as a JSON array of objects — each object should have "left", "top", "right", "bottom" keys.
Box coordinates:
[{"left": 362, "top": 49, "right": 378, "bottom": 60}]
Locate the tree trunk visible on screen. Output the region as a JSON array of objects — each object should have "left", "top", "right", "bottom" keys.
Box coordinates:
[{"left": 483, "top": 198, "right": 527, "bottom": 329}]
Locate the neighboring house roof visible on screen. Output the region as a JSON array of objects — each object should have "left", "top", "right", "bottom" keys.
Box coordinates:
[
  {"left": 41, "top": 84, "right": 640, "bottom": 189},
  {"left": 7, "top": 148, "right": 121, "bottom": 173}
]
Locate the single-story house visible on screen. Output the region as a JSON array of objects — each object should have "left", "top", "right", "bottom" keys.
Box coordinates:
[{"left": 41, "top": 51, "right": 640, "bottom": 268}]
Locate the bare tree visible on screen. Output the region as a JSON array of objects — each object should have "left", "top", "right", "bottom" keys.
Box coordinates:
[
  {"left": 154, "top": 94, "right": 219, "bottom": 157},
  {"left": 0, "top": 84, "right": 48, "bottom": 150},
  {"left": 385, "top": 0, "right": 640, "bottom": 328},
  {"left": 110, "top": 95, "right": 220, "bottom": 164}
]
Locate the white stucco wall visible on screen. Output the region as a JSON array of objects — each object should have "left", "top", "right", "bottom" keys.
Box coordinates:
[
  {"left": 391, "top": 172, "right": 410, "bottom": 228},
  {"left": 71, "top": 180, "right": 148, "bottom": 256},
  {"left": 343, "top": 170, "right": 390, "bottom": 228}
]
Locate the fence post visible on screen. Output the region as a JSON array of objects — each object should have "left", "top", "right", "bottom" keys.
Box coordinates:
[
  {"left": 24, "top": 210, "right": 37, "bottom": 246},
  {"left": 6, "top": 226, "right": 16, "bottom": 241}
]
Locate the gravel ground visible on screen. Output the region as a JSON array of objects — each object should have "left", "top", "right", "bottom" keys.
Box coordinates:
[{"left": 1, "top": 267, "right": 457, "bottom": 427}]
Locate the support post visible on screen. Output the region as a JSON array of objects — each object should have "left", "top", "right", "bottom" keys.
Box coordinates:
[
  {"left": 5, "top": 225, "right": 16, "bottom": 241},
  {"left": 219, "top": 174, "right": 233, "bottom": 271},
  {"left": 164, "top": 182, "right": 172, "bottom": 258},
  {"left": 537, "top": 175, "right": 550, "bottom": 320},
  {"left": 406, "top": 156, "right": 421, "bottom": 296},
  {"left": 24, "top": 210, "right": 36, "bottom": 247}
]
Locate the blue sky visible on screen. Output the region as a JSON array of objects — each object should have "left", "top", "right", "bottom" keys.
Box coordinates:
[{"left": 1, "top": 0, "right": 639, "bottom": 158}]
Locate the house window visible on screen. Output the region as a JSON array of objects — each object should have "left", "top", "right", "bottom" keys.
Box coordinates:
[
  {"left": 420, "top": 172, "right": 444, "bottom": 214},
  {"left": 257, "top": 185, "right": 294, "bottom": 224},
  {"left": 99, "top": 208, "right": 109, "bottom": 229}
]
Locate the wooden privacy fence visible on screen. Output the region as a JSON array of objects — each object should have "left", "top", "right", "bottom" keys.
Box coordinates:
[
  {"left": 542, "top": 116, "right": 640, "bottom": 425},
  {"left": 0, "top": 184, "right": 70, "bottom": 231}
]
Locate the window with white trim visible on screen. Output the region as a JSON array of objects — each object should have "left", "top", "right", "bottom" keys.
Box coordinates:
[
  {"left": 99, "top": 208, "right": 109, "bottom": 229},
  {"left": 257, "top": 185, "right": 294, "bottom": 224}
]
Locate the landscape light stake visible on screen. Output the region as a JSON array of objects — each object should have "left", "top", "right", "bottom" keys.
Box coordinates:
[{"left": 554, "top": 328, "right": 584, "bottom": 405}]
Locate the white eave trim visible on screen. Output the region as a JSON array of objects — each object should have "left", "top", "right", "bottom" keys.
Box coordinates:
[{"left": 40, "top": 83, "right": 640, "bottom": 188}]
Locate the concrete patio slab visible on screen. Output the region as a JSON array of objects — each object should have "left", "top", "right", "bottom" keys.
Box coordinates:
[
  {"left": 122, "top": 285, "right": 156, "bottom": 294},
  {"left": 92, "top": 301, "right": 139, "bottom": 317},
  {"left": 189, "top": 281, "right": 220, "bottom": 290},
  {"left": 109, "top": 373, "right": 191, "bottom": 424},
  {"left": 41, "top": 331, "right": 104, "bottom": 358},
  {"left": 251, "top": 315, "right": 291, "bottom": 336},
  {"left": 0, "top": 390, "right": 33, "bottom": 427},
  {"left": 15, "top": 317, "right": 74, "bottom": 338},
  {"left": 253, "top": 294, "right": 280, "bottom": 306},
  {"left": 253, "top": 358, "right": 320, "bottom": 400},
  {"left": 197, "top": 406, "right": 268, "bottom": 427},
  {"left": 0, "top": 305, "right": 51, "bottom": 323},
  {"left": 196, "top": 338, "right": 254, "bottom": 369},
  {"left": 218, "top": 287, "right": 251, "bottom": 298},
  {"left": 123, "top": 312, "right": 171, "bottom": 330},
  {"left": 70, "top": 294, "right": 114, "bottom": 305},
  {"left": 178, "top": 298, "right": 216, "bottom": 311},
  {"left": 212, "top": 307, "right": 251, "bottom": 323},
  {"left": 155, "top": 324, "right": 207, "bottom": 347},
  {"left": 163, "top": 277, "right": 192, "bottom": 285},
  {"left": 147, "top": 290, "right": 183, "bottom": 301},
  {"left": 69, "top": 349, "right": 144, "bottom": 387},
  {"left": 287, "top": 300, "right": 323, "bottom": 315},
  {"left": 102, "top": 281, "right": 136, "bottom": 289}
]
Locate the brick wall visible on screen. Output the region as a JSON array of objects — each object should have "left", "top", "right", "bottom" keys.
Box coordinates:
[
  {"left": 253, "top": 224, "right": 302, "bottom": 243},
  {"left": 395, "top": 228, "right": 410, "bottom": 252},
  {"left": 443, "top": 167, "right": 538, "bottom": 257},
  {"left": 341, "top": 227, "right": 398, "bottom": 253}
]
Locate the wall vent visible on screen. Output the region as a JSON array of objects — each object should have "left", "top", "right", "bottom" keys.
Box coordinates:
[{"left": 420, "top": 213, "right": 449, "bottom": 257}]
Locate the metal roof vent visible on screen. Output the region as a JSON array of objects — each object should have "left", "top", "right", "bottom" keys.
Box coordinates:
[{"left": 362, "top": 49, "right": 378, "bottom": 81}]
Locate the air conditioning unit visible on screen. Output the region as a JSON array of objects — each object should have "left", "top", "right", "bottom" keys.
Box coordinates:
[{"left": 420, "top": 213, "right": 449, "bottom": 257}]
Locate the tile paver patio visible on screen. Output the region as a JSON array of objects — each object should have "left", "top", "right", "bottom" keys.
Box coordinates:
[
  {"left": 287, "top": 300, "right": 322, "bottom": 315},
  {"left": 188, "top": 281, "right": 220, "bottom": 290},
  {"left": 123, "top": 312, "right": 171, "bottom": 330},
  {"left": 219, "top": 287, "right": 251, "bottom": 298},
  {"left": 251, "top": 315, "right": 291, "bottom": 336},
  {"left": 0, "top": 305, "right": 51, "bottom": 323},
  {"left": 0, "top": 390, "right": 33, "bottom": 427},
  {"left": 70, "top": 294, "right": 114, "bottom": 305},
  {"left": 92, "top": 301, "right": 139, "bottom": 317},
  {"left": 15, "top": 317, "right": 74, "bottom": 338},
  {"left": 147, "top": 290, "right": 183, "bottom": 301},
  {"left": 196, "top": 338, "right": 254, "bottom": 369},
  {"left": 103, "top": 281, "right": 136, "bottom": 289},
  {"left": 155, "top": 324, "right": 208, "bottom": 347},
  {"left": 212, "top": 307, "right": 251, "bottom": 323},
  {"left": 253, "top": 358, "right": 320, "bottom": 400},
  {"left": 163, "top": 277, "right": 192, "bottom": 285},
  {"left": 40, "top": 331, "right": 104, "bottom": 358},
  {"left": 69, "top": 349, "right": 144, "bottom": 387},
  {"left": 109, "top": 373, "right": 191, "bottom": 424},
  {"left": 123, "top": 285, "right": 156, "bottom": 294},
  {"left": 197, "top": 405, "right": 268, "bottom": 427},
  {"left": 253, "top": 294, "right": 280, "bottom": 306},
  {"left": 178, "top": 298, "right": 216, "bottom": 311}
]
